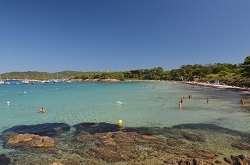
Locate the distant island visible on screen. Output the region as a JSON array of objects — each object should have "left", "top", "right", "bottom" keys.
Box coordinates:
[{"left": 1, "top": 56, "right": 250, "bottom": 87}]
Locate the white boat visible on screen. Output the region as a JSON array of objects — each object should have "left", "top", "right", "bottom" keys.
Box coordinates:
[
  {"left": 5, "top": 82, "right": 10, "bottom": 85},
  {"left": 22, "top": 74, "right": 29, "bottom": 84},
  {"left": 41, "top": 80, "right": 50, "bottom": 83},
  {"left": 52, "top": 74, "right": 60, "bottom": 83},
  {"left": 22, "top": 80, "right": 29, "bottom": 84},
  {"left": 51, "top": 79, "right": 60, "bottom": 83}
]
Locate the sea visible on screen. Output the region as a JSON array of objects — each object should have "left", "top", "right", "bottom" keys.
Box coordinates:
[{"left": 0, "top": 81, "right": 249, "bottom": 163}]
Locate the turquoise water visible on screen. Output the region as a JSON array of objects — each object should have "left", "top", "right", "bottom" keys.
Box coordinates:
[
  {"left": 0, "top": 82, "right": 250, "bottom": 164},
  {"left": 0, "top": 81, "right": 250, "bottom": 153}
]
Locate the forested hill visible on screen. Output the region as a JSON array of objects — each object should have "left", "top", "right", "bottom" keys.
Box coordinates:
[
  {"left": 0, "top": 70, "right": 83, "bottom": 80},
  {"left": 1, "top": 55, "right": 250, "bottom": 87}
]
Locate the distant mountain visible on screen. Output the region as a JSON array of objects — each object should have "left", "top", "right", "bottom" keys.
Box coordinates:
[{"left": 0, "top": 70, "right": 84, "bottom": 80}]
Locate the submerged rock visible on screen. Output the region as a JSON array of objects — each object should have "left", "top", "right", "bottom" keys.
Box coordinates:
[
  {"left": 1, "top": 122, "right": 249, "bottom": 164},
  {"left": 0, "top": 154, "right": 11, "bottom": 165},
  {"left": 74, "top": 131, "right": 167, "bottom": 162},
  {"left": 231, "top": 141, "right": 250, "bottom": 150},
  {"left": 173, "top": 123, "right": 250, "bottom": 142},
  {"left": 50, "top": 162, "right": 64, "bottom": 165},
  {"left": 182, "top": 132, "right": 206, "bottom": 142},
  {"left": 72, "top": 130, "right": 219, "bottom": 163},
  {"left": 164, "top": 158, "right": 216, "bottom": 165}
]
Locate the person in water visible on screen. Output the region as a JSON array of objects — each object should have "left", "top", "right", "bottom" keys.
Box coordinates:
[
  {"left": 40, "top": 107, "right": 45, "bottom": 113},
  {"left": 180, "top": 97, "right": 184, "bottom": 103},
  {"left": 178, "top": 102, "right": 182, "bottom": 109}
]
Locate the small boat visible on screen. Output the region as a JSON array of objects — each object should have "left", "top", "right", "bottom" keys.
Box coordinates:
[
  {"left": 22, "top": 74, "right": 30, "bottom": 84},
  {"left": 5, "top": 82, "right": 10, "bottom": 85},
  {"left": 22, "top": 80, "right": 29, "bottom": 84},
  {"left": 51, "top": 79, "right": 60, "bottom": 83},
  {"left": 52, "top": 74, "right": 60, "bottom": 83},
  {"left": 41, "top": 80, "right": 50, "bottom": 83}
]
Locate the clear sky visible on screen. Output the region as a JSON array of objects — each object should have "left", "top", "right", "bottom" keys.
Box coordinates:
[{"left": 0, "top": 0, "right": 250, "bottom": 73}]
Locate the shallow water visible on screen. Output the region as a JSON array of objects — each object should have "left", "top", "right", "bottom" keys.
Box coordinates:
[
  {"left": 0, "top": 81, "right": 249, "bottom": 132},
  {"left": 0, "top": 81, "right": 249, "bottom": 162}
]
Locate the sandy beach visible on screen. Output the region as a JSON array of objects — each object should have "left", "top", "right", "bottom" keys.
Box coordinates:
[{"left": 183, "top": 81, "right": 249, "bottom": 92}]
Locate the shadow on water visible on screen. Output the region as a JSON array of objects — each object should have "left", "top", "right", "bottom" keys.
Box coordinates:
[
  {"left": 0, "top": 154, "right": 11, "bottom": 165},
  {"left": 172, "top": 123, "right": 250, "bottom": 142},
  {"left": 73, "top": 122, "right": 170, "bottom": 136},
  {"left": 73, "top": 122, "right": 121, "bottom": 135},
  {"left": 2, "top": 122, "right": 249, "bottom": 141}
]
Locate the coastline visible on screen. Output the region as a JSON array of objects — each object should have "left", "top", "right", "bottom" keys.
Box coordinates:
[{"left": 183, "top": 81, "right": 250, "bottom": 94}]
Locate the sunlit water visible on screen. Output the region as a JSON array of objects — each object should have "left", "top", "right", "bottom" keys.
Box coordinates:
[{"left": 0, "top": 81, "right": 249, "bottom": 154}]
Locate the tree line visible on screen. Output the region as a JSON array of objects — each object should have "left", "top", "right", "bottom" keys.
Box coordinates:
[
  {"left": 74, "top": 56, "right": 250, "bottom": 86},
  {"left": 0, "top": 70, "right": 82, "bottom": 80},
  {"left": 2, "top": 56, "right": 250, "bottom": 86}
]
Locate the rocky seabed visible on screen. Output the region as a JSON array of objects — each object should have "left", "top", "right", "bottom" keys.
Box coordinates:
[{"left": 0, "top": 122, "right": 249, "bottom": 165}]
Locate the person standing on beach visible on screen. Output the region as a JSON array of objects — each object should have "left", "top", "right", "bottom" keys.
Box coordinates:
[
  {"left": 241, "top": 98, "right": 244, "bottom": 106},
  {"left": 207, "top": 98, "right": 209, "bottom": 103}
]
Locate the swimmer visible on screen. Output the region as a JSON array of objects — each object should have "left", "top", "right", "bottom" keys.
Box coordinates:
[{"left": 40, "top": 107, "right": 45, "bottom": 113}]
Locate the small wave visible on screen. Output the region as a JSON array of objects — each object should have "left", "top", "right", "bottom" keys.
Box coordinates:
[{"left": 116, "top": 101, "right": 124, "bottom": 105}]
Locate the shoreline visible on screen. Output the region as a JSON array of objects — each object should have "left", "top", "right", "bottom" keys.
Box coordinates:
[{"left": 183, "top": 81, "right": 250, "bottom": 94}]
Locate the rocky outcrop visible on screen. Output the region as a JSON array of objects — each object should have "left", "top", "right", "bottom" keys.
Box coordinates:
[
  {"left": 182, "top": 132, "right": 206, "bottom": 142},
  {"left": 173, "top": 123, "right": 250, "bottom": 142},
  {"left": 73, "top": 131, "right": 218, "bottom": 163},
  {"left": 224, "top": 155, "right": 250, "bottom": 165},
  {"left": 163, "top": 158, "right": 216, "bottom": 165},
  {"left": 6, "top": 134, "right": 55, "bottom": 148}
]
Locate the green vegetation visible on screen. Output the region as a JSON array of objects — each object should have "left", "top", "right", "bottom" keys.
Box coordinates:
[
  {"left": 1, "top": 56, "right": 250, "bottom": 87},
  {"left": 74, "top": 56, "right": 250, "bottom": 87},
  {"left": 0, "top": 70, "right": 83, "bottom": 80}
]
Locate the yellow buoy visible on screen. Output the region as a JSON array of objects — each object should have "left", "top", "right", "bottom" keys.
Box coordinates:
[{"left": 117, "top": 120, "right": 123, "bottom": 127}]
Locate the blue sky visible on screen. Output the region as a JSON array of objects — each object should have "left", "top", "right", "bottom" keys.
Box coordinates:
[{"left": 0, "top": 0, "right": 250, "bottom": 73}]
